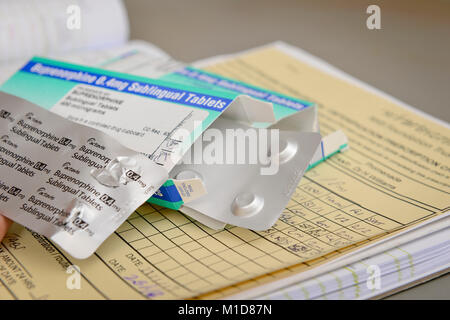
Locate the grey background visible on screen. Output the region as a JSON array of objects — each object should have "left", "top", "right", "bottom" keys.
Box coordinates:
[{"left": 123, "top": 0, "right": 449, "bottom": 299}]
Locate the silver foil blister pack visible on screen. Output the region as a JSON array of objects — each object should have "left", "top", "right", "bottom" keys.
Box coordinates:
[
  {"left": 0, "top": 92, "right": 167, "bottom": 258},
  {"left": 172, "top": 117, "right": 322, "bottom": 230}
]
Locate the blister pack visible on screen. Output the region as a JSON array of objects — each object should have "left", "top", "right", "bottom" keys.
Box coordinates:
[
  {"left": 172, "top": 117, "right": 322, "bottom": 230},
  {"left": 0, "top": 92, "right": 168, "bottom": 258}
]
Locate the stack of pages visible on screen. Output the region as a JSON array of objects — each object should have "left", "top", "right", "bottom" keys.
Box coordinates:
[
  {"left": 0, "top": 0, "right": 448, "bottom": 299},
  {"left": 260, "top": 225, "right": 449, "bottom": 299}
]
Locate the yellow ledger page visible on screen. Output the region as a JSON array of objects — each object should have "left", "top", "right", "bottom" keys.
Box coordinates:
[{"left": 1, "top": 43, "right": 449, "bottom": 300}]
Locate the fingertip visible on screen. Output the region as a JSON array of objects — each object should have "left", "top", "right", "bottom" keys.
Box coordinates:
[{"left": 0, "top": 215, "right": 12, "bottom": 241}]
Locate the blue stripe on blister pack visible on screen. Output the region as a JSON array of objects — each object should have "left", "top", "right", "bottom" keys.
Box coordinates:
[
  {"left": 152, "top": 183, "right": 182, "bottom": 203},
  {"left": 20, "top": 61, "right": 234, "bottom": 112}
]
